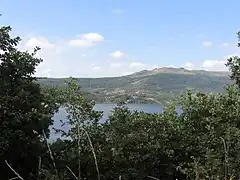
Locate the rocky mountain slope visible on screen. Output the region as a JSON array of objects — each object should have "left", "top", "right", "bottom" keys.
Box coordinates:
[{"left": 37, "top": 68, "right": 232, "bottom": 104}]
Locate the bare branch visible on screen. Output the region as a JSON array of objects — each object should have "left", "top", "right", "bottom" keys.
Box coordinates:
[
  {"left": 42, "top": 130, "right": 60, "bottom": 179},
  {"left": 9, "top": 177, "right": 19, "bottom": 180},
  {"left": 5, "top": 160, "right": 24, "bottom": 180},
  {"left": 82, "top": 128, "right": 100, "bottom": 180},
  {"left": 77, "top": 123, "right": 81, "bottom": 180},
  {"left": 147, "top": 176, "right": 160, "bottom": 180},
  {"left": 66, "top": 166, "right": 78, "bottom": 180}
]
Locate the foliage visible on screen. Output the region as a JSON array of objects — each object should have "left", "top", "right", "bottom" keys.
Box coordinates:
[
  {"left": 0, "top": 26, "right": 59, "bottom": 179},
  {"left": 178, "top": 87, "right": 240, "bottom": 179},
  {"left": 225, "top": 32, "right": 240, "bottom": 87},
  {"left": 42, "top": 78, "right": 104, "bottom": 180},
  {"left": 45, "top": 83, "right": 240, "bottom": 179},
  {"left": 226, "top": 56, "right": 240, "bottom": 86}
]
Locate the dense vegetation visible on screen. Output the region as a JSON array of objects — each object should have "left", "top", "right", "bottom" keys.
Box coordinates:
[
  {"left": 38, "top": 68, "right": 232, "bottom": 105},
  {"left": 2, "top": 24, "right": 240, "bottom": 180}
]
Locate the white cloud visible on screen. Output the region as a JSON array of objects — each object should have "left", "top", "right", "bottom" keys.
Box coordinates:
[
  {"left": 182, "top": 53, "right": 240, "bottom": 72},
  {"left": 184, "top": 62, "right": 195, "bottom": 70},
  {"left": 201, "top": 60, "right": 227, "bottom": 71},
  {"left": 181, "top": 60, "right": 227, "bottom": 71},
  {"left": 202, "top": 41, "right": 212, "bottom": 47},
  {"left": 25, "top": 37, "right": 55, "bottom": 49},
  {"left": 129, "top": 62, "right": 146, "bottom": 68},
  {"left": 183, "top": 52, "right": 240, "bottom": 71},
  {"left": 22, "top": 36, "right": 64, "bottom": 60},
  {"left": 81, "top": 33, "right": 104, "bottom": 42},
  {"left": 68, "top": 33, "right": 104, "bottom": 48},
  {"left": 110, "top": 51, "right": 124, "bottom": 58},
  {"left": 20, "top": 35, "right": 151, "bottom": 77}
]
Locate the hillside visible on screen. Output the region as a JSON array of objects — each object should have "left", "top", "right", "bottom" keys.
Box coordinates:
[{"left": 37, "top": 68, "right": 232, "bottom": 104}]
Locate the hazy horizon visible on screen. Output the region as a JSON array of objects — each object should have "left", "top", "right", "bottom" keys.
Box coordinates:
[{"left": 36, "top": 67, "right": 230, "bottom": 78}]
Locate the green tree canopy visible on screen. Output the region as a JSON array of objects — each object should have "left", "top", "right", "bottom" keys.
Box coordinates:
[{"left": 0, "top": 26, "right": 59, "bottom": 179}]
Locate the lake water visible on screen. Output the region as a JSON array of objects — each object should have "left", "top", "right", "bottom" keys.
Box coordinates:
[{"left": 50, "top": 104, "right": 181, "bottom": 140}]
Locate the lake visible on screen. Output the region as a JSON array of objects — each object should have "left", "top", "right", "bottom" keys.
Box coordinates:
[{"left": 50, "top": 103, "right": 181, "bottom": 140}]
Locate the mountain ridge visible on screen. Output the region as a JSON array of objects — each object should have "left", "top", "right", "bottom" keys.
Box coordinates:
[
  {"left": 38, "top": 67, "right": 232, "bottom": 104},
  {"left": 130, "top": 67, "right": 230, "bottom": 77}
]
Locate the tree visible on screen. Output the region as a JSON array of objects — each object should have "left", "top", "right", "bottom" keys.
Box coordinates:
[
  {"left": 226, "top": 31, "right": 240, "bottom": 86},
  {"left": 226, "top": 55, "right": 240, "bottom": 86},
  {"left": 100, "top": 103, "right": 185, "bottom": 180},
  {"left": 47, "top": 78, "right": 103, "bottom": 180},
  {"left": 0, "top": 26, "right": 59, "bottom": 179},
  {"left": 48, "top": 99, "right": 187, "bottom": 180},
  {"left": 177, "top": 89, "right": 240, "bottom": 179}
]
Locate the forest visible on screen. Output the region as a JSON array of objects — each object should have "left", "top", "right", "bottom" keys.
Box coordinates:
[{"left": 1, "top": 25, "right": 240, "bottom": 180}]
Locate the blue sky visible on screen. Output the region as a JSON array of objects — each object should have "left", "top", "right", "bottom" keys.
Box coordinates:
[{"left": 1, "top": 0, "right": 240, "bottom": 77}]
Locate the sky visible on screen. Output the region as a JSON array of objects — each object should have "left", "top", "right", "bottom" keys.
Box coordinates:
[{"left": 1, "top": 0, "right": 240, "bottom": 77}]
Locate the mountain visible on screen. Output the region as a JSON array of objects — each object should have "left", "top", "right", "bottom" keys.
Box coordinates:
[{"left": 37, "top": 68, "right": 232, "bottom": 104}]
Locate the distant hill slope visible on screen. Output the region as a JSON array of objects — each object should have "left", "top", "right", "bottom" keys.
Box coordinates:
[{"left": 37, "top": 68, "right": 233, "bottom": 104}]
